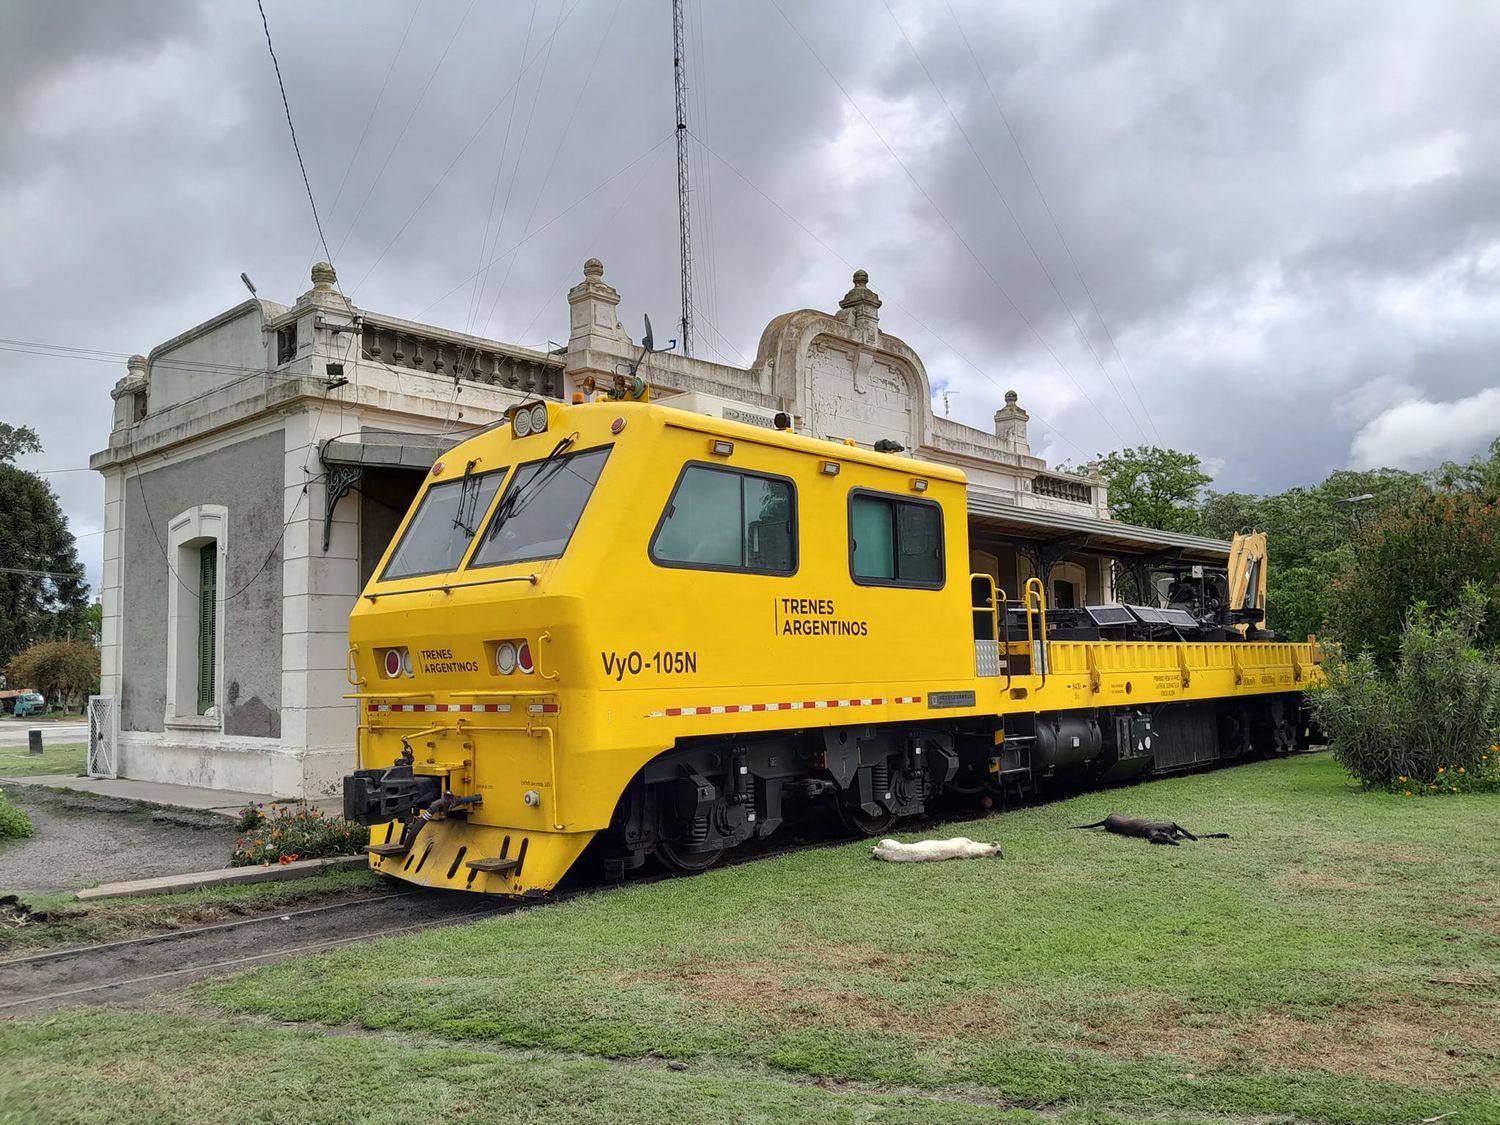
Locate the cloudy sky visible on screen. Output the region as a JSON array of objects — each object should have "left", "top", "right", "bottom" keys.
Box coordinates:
[{"left": 4, "top": 0, "right": 1499, "bottom": 596}]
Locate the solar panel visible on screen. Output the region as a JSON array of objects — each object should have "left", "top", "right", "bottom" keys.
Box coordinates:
[
  {"left": 1126, "top": 604, "right": 1169, "bottom": 624},
  {"left": 1085, "top": 604, "right": 1136, "bottom": 627},
  {"left": 1157, "top": 608, "right": 1200, "bottom": 629}
]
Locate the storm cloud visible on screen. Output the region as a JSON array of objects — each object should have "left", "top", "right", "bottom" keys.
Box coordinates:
[{"left": 3, "top": 0, "right": 1498, "bottom": 597}]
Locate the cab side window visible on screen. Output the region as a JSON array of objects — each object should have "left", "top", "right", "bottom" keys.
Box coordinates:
[
  {"left": 849, "top": 491, "right": 944, "bottom": 588},
  {"left": 651, "top": 464, "right": 796, "bottom": 575}
]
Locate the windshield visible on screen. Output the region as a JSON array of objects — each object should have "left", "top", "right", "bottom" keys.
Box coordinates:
[
  {"left": 380, "top": 469, "right": 506, "bottom": 580},
  {"left": 469, "top": 445, "right": 611, "bottom": 568}
]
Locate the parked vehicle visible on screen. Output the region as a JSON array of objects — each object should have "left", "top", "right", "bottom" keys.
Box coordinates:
[{"left": 14, "top": 693, "right": 48, "bottom": 718}]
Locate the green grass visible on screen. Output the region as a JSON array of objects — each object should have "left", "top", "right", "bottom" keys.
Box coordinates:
[
  {"left": 197, "top": 754, "right": 1499, "bottom": 1124},
  {"left": 2, "top": 754, "right": 1495, "bottom": 1123},
  {"left": 0, "top": 868, "right": 382, "bottom": 955},
  {"left": 0, "top": 1009, "right": 1255, "bottom": 1125},
  {"left": 0, "top": 742, "right": 86, "bottom": 778}
]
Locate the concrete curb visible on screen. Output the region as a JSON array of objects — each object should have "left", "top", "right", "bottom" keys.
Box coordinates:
[{"left": 75, "top": 854, "right": 370, "bottom": 902}]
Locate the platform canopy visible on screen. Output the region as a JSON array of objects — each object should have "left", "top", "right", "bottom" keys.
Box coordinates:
[{"left": 966, "top": 489, "right": 1230, "bottom": 566}]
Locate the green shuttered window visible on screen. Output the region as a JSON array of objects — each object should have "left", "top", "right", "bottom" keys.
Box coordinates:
[{"left": 197, "top": 543, "right": 217, "bottom": 714}]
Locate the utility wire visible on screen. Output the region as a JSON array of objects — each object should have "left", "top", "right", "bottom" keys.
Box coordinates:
[
  {"left": 514, "top": 139, "right": 671, "bottom": 346},
  {"left": 256, "top": 0, "right": 334, "bottom": 268},
  {"left": 351, "top": 0, "right": 589, "bottom": 295},
  {"left": 881, "top": 0, "right": 1150, "bottom": 444},
  {"left": 333, "top": 0, "right": 478, "bottom": 263},
  {"left": 414, "top": 136, "right": 673, "bottom": 321},
  {"left": 766, "top": 0, "right": 1125, "bottom": 448},
  {"left": 306, "top": 0, "right": 423, "bottom": 282},
  {"left": 475, "top": 0, "right": 624, "bottom": 343},
  {"left": 465, "top": 0, "right": 542, "bottom": 336},
  {"left": 943, "top": 0, "right": 1161, "bottom": 443},
  {"left": 689, "top": 133, "right": 1088, "bottom": 460}
]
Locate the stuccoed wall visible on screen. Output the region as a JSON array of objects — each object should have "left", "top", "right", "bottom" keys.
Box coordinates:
[{"left": 120, "top": 429, "right": 285, "bottom": 736}]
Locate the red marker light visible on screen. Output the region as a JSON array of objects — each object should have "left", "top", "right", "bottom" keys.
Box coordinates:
[
  {"left": 610, "top": 417, "right": 626, "bottom": 434},
  {"left": 516, "top": 641, "right": 535, "bottom": 674},
  {"left": 383, "top": 650, "right": 402, "bottom": 678},
  {"left": 430, "top": 461, "right": 445, "bottom": 476}
]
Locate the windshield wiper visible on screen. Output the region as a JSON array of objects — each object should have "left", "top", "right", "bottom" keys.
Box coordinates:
[
  {"left": 452, "top": 459, "right": 483, "bottom": 536},
  {"left": 486, "top": 433, "right": 576, "bottom": 540}
]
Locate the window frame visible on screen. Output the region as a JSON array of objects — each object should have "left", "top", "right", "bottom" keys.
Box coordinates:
[
  {"left": 846, "top": 487, "right": 946, "bottom": 590},
  {"left": 466, "top": 443, "right": 615, "bottom": 571},
  {"left": 648, "top": 460, "right": 800, "bottom": 577},
  {"left": 378, "top": 466, "right": 512, "bottom": 583}
]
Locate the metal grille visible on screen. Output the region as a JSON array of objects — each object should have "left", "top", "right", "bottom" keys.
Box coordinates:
[
  {"left": 975, "top": 640, "right": 1000, "bottom": 677},
  {"left": 87, "top": 695, "right": 119, "bottom": 779}
]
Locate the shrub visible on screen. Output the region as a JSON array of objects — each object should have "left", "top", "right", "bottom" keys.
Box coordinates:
[
  {"left": 230, "top": 803, "right": 366, "bottom": 867},
  {"left": 1310, "top": 586, "right": 1500, "bottom": 790},
  {"left": 0, "top": 788, "right": 33, "bottom": 840}
]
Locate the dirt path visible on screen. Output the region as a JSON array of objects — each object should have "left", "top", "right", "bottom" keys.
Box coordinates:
[{"left": 0, "top": 785, "right": 237, "bottom": 896}]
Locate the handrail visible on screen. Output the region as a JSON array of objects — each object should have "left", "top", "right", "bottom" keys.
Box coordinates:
[
  {"left": 535, "top": 630, "right": 560, "bottom": 682},
  {"left": 346, "top": 645, "right": 366, "bottom": 688},
  {"left": 1023, "top": 577, "right": 1049, "bottom": 684},
  {"left": 970, "top": 573, "right": 1001, "bottom": 683},
  {"left": 363, "top": 574, "right": 538, "bottom": 602},
  {"left": 999, "top": 589, "right": 1012, "bottom": 690}
]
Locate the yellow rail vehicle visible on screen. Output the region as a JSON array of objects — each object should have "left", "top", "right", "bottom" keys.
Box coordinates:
[{"left": 344, "top": 398, "right": 1318, "bottom": 896}]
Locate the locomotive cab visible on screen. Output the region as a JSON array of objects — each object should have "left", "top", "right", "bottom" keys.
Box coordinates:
[{"left": 344, "top": 397, "right": 974, "bottom": 894}]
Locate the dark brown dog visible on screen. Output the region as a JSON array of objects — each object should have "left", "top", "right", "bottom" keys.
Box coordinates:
[{"left": 1072, "top": 813, "right": 1229, "bottom": 846}]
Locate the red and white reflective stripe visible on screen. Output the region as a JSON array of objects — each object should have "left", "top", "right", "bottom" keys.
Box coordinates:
[
  {"left": 367, "top": 702, "right": 559, "bottom": 714},
  {"left": 648, "top": 696, "right": 923, "bottom": 719}
]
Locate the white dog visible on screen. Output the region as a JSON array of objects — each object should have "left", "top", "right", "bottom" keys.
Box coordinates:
[{"left": 871, "top": 836, "right": 1003, "bottom": 862}]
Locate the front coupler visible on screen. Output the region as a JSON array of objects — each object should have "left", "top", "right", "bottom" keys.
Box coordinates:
[{"left": 343, "top": 763, "right": 444, "bottom": 825}]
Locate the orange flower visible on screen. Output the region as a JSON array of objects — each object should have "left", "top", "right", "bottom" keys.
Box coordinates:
[
  {"left": 1458, "top": 767, "right": 1466, "bottom": 774},
  {"left": 1404, "top": 790, "right": 1413, "bottom": 797},
  {"left": 1438, "top": 767, "right": 1446, "bottom": 774},
  {"left": 1398, "top": 775, "right": 1407, "bottom": 782},
  {"left": 278, "top": 853, "right": 300, "bottom": 865}
]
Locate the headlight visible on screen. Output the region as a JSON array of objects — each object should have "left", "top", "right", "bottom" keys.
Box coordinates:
[
  {"left": 513, "top": 408, "right": 532, "bottom": 437},
  {"left": 496, "top": 641, "right": 517, "bottom": 675},
  {"left": 529, "top": 403, "right": 548, "bottom": 434}
]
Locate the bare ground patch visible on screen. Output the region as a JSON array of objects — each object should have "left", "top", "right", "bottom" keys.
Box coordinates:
[{"left": 627, "top": 955, "right": 1498, "bottom": 1086}]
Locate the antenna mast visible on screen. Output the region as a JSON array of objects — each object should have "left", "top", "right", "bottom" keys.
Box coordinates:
[{"left": 672, "top": 0, "right": 693, "bottom": 356}]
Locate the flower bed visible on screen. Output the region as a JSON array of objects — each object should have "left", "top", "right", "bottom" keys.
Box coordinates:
[{"left": 230, "top": 803, "right": 365, "bottom": 867}]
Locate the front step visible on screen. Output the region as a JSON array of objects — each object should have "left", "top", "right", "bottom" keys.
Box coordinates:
[
  {"left": 465, "top": 856, "right": 520, "bottom": 874},
  {"left": 367, "top": 842, "right": 410, "bottom": 857}
]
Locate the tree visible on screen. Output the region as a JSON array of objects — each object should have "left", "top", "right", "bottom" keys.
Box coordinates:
[
  {"left": 1433, "top": 435, "right": 1500, "bottom": 494},
  {"left": 1088, "top": 446, "right": 1213, "bottom": 533},
  {"left": 1198, "top": 467, "right": 1423, "bottom": 643},
  {"left": 0, "top": 431, "right": 90, "bottom": 671},
  {"left": 1328, "top": 488, "right": 1500, "bottom": 664},
  {"left": 4, "top": 639, "right": 100, "bottom": 712},
  {"left": 0, "top": 423, "right": 42, "bottom": 463}
]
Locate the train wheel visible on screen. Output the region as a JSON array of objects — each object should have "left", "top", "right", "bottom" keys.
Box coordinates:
[
  {"left": 835, "top": 802, "right": 899, "bottom": 837},
  {"left": 656, "top": 839, "right": 725, "bottom": 873}
]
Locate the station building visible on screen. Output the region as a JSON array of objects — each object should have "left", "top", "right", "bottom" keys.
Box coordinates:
[{"left": 91, "top": 260, "right": 1228, "bottom": 798}]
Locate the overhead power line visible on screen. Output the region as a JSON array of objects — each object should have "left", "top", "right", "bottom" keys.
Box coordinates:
[
  {"left": 766, "top": 0, "right": 1127, "bottom": 448},
  {"left": 350, "top": 0, "right": 590, "bottom": 295},
  {"left": 943, "top": 0, "right": 1161, "bottom": 443},
  {"left": 255, "top": 0, "right": 335, "bottom": 269},
  {"left": 881, "top": 0, "right": 1151, "bottom": 444},
  {"left": 689, "top": 133, "right": 1089, "bottom": 460}
]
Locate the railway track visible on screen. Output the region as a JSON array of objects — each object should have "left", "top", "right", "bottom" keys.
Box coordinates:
[
  {"left": 0, "top": 752, "right": 1318, "bottom": 1017},
  {"left": 0, "top": 890, "right": 514, "bottom": 1017}
]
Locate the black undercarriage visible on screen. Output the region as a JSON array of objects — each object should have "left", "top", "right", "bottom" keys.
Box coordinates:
[{"left": 603, "top": 692, "right": 1311, "bottom": 876}]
